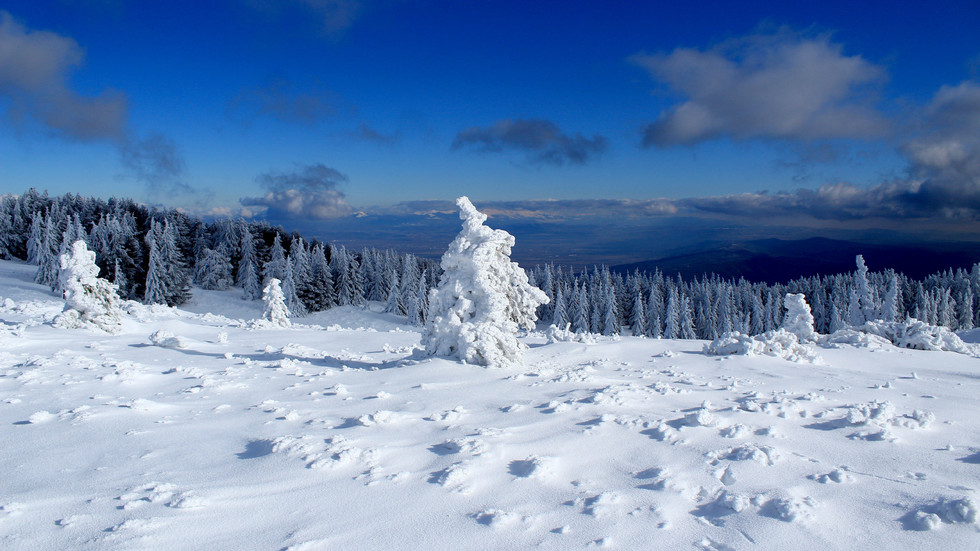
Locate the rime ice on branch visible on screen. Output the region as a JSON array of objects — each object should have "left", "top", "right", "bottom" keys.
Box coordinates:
[
  {"left": 423, "top": 196, "right": 549, "bottom": 366},
  {"left": 54, "top": 240, "right": 124, "bottom": 333}
]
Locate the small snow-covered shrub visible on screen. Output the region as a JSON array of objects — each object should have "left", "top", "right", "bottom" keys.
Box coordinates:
[
  {"left": 53, "top": 240, "right": 123, "bottom": 334},
  {"left": 262, "top": 278, "right": 291, "bottom": 328},
  {"left": 704, "top": 329, "right": 821, "bottom": 363},
  {"left": 423, "top": 197, "right": 548, "bottom": 367},
  {"left": 858, "top": 318, "right": 973, "bottom": 354},
  {"left": 781, "top": 293, "right": 816, "bottom": 342},
  {"left": 546, "top": 324, "right": 597, "bottom": 344}
]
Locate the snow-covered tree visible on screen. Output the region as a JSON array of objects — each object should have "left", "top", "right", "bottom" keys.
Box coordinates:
[
  {"left": 262, "top": 278, "right": 291, "bottom": 327},
  {"left": 194, "top": 247, "right": 233, "bottom": 290},
  {"left": 281, "top": 257, "right": 307, "bottom": 317},
  {"left": 850, "top": 255, "right": 876, "bottom": 325},
  {"left": 263, "top": 234, "right": 287, "bottom": 283},
  {"left": 143, "top": 238, "right": 167, "bottom": 305},
  {"left": 630, "top": 290, "right": 646, "bottom": 336},
  {"left": 236, "top": 226, "right": 262, "bottom": 300},
  {"left": 552, "top": 286, "right": 569, "bottom": 329},
  {"left": 781, "top": 293, "right": 816, "bottom": 342},
  {"left": 664, "top": 288, "right": 680, "bottom": 339},
  {"left": 423, "top": 197, "right": 549, "bottom": 366},
  {"left": 54, "top": 240, "right": 123, "bottom": 333}
]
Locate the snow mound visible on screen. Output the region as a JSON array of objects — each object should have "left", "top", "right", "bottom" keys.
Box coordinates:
[
  {"left": 704, "top": 329, "right": 822, "bottom": 363},
  {"left": 819, "top": 328, "right": 893, "bottom": 350},
  {"left": 767, "top": 496, "right": 817, "bottom": 522},
  {"left": 149, "top": 330, "right": 186, "bottom": 349},
  {"left": 908, "top": 497, "right": 979, "bottom": 530},
  {"left": 858, "top": 318, "right": 974, "bottom": 355}
]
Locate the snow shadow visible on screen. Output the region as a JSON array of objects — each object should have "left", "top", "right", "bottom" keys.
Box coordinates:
[
  {"left": 803, "top": 418, "right": 849, "bottom": 431},
  {"left": 690, "top": 499, "right": 738, "bottom": 527},
  {"left": 508, "top": 459, "right": 537, "bottom": 478},
  {"left": 957, "top": 451, "right": 980, "bottom": 464},
  {"left": 237, "top": 439, "right": 276, "bottom": 459}
]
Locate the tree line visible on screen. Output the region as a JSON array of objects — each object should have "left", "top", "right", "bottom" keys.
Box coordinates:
[{"left": 2, "top": 189, "right": 978, "bottom": 337}]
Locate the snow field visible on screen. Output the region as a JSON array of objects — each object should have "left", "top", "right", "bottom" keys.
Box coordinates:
[{"left": 1, "top": 259, "right": 979, "bottom": 550}]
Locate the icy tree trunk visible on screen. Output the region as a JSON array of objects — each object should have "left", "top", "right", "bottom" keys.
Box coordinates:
[{"left": 423, "top": 197, "right": 548, "bottom": 366}]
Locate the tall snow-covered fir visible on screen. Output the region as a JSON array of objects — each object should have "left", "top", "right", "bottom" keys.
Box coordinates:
[{"left": 423, "top": 196, "right": 549, "bottom": 366}]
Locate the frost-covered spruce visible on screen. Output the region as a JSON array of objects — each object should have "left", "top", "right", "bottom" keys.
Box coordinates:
[
  {"left": 423, "top": 196, "right": 549, "bottom": 366},
  {"left": 262, "top": 278, "right": 291, "bottom": 327},
  {"left": 54, "top": 240, "right": 123, "bottom": 333},
  {"left": 781, "top": 293, "right": 816, "bottom": 342}
]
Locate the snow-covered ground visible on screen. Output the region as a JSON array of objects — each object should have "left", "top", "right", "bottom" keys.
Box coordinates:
[{"left": 1, "top": 258, "right": 978, "bottom": 550}]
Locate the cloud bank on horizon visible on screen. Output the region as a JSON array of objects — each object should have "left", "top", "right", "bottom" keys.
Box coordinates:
[{"left": 1, "top": 2, "right": 978, "bottom": 239}]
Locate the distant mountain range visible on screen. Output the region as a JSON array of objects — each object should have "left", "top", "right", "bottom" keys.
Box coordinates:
[{"left": 611, "top": 237, "right": 980, "bottom": 283}]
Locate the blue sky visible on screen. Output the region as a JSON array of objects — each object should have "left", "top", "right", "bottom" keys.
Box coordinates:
[{"left": 1, "top": 1, "right": 979, "bottom": 262}]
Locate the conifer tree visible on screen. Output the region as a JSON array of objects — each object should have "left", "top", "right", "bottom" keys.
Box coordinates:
[
  {"left": 423, "top": 197, "right": 548, "bottom": 366},
  {"left": 664, "top": 287, "right": 680, "bottom": 339},
  {"left": 262, "top": 278, "right": 290, "bottom": 327},
  {"left": 552, "top": 286, "right": 569, "bottom": 328},
  {"left": 263, "top": 234, "right": 287, "bottom": 283},
  {"left": 281, "top": 257, "right": 307, "bottom": 316}
]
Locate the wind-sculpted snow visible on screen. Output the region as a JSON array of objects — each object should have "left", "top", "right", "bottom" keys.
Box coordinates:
[
  {"left": 856, "top": 318, "right": 976, "bottom": 355},
  {"left": 703, "top": 329, "right": 822, "bottom": 363},
  {"left": 1, "top": 259, "right": 979, "bottom": 550}
]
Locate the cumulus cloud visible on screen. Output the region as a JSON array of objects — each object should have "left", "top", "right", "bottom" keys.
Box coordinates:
[
  {"left": 0, "top": 10, "right": 127, "bottom": 141},
  {"left": 452, "top": 118, "right": 607, "bottom": 166},
  {"left": 241, "top": 163, "right": 353, "bottom": 218},
  {"left": 228, "top": 80, "right": 337, "bottom": 124},
  {"left": 632, "top": 30, "right": 887, "bottom": 147}
]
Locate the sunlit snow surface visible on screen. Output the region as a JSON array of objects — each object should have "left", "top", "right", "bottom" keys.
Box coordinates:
[{"left": 1, "top": 259, "right": 978, "bottom": 550}]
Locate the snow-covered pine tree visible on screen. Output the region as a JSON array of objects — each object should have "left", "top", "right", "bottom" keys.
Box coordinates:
[
  {"left": 383, "top": 269, "right": 402, "bottom": 314},
  {"left": 143, "top": 237, "right": 167, "bottom": 305},
  {"left": 263, "top": 234, "right": 287, "bottom": 283},
  {"left": 281, "top": 256, "right": 307, "bottom": 316},
  {"left": 262, "top": 278, "right": 291, "bottom": 327},
  {"left": 572, "top": 283, "right": 590, "bottom": 334},
  {"left": 54, "top": 240, "right": 123, "bottom": 333},
  {"left": 34, "top": 213, "right": 59, "bottom": 288},
  {"left": 160, "top": 219, "right": 191, "bottom": 305},
  {"left": 26, "top": 212, "right": 43, "bottom": 265},
  {"left": 781, "top": 293, "right": 816, "bottom": 342},
  {"left": 194, "top": 247, "right": 233, "bottom": 290},
  {"left": 423, "top": 197, "right": 548, "bottom": 366},
  {"left": 679, "top": 294, "right": 696, "bottom": 339},
  {"left": 302, "top": 242, "right": 335, "bottom": 311},
  {"left": 851, "top": 255, "right": 876, "bottom": 324},
  {"left": 602, "top": 287, "right": 619, "bottom": 335},
  {"left": 630, "top": 290, "right": 646, "bottom": 336},
  {"left": 552, "top": 286, "right": 569, "bottom": 328},
  {"left": 237, "top": 225, "right": 262, "bottom": 300},
  {"left": 663, "top": 287, "right": 680, "bottom": 339}
]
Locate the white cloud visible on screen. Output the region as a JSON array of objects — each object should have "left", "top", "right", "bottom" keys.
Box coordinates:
[{"left": 632, "top": 30, "right": 888, "bottom": 146}]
